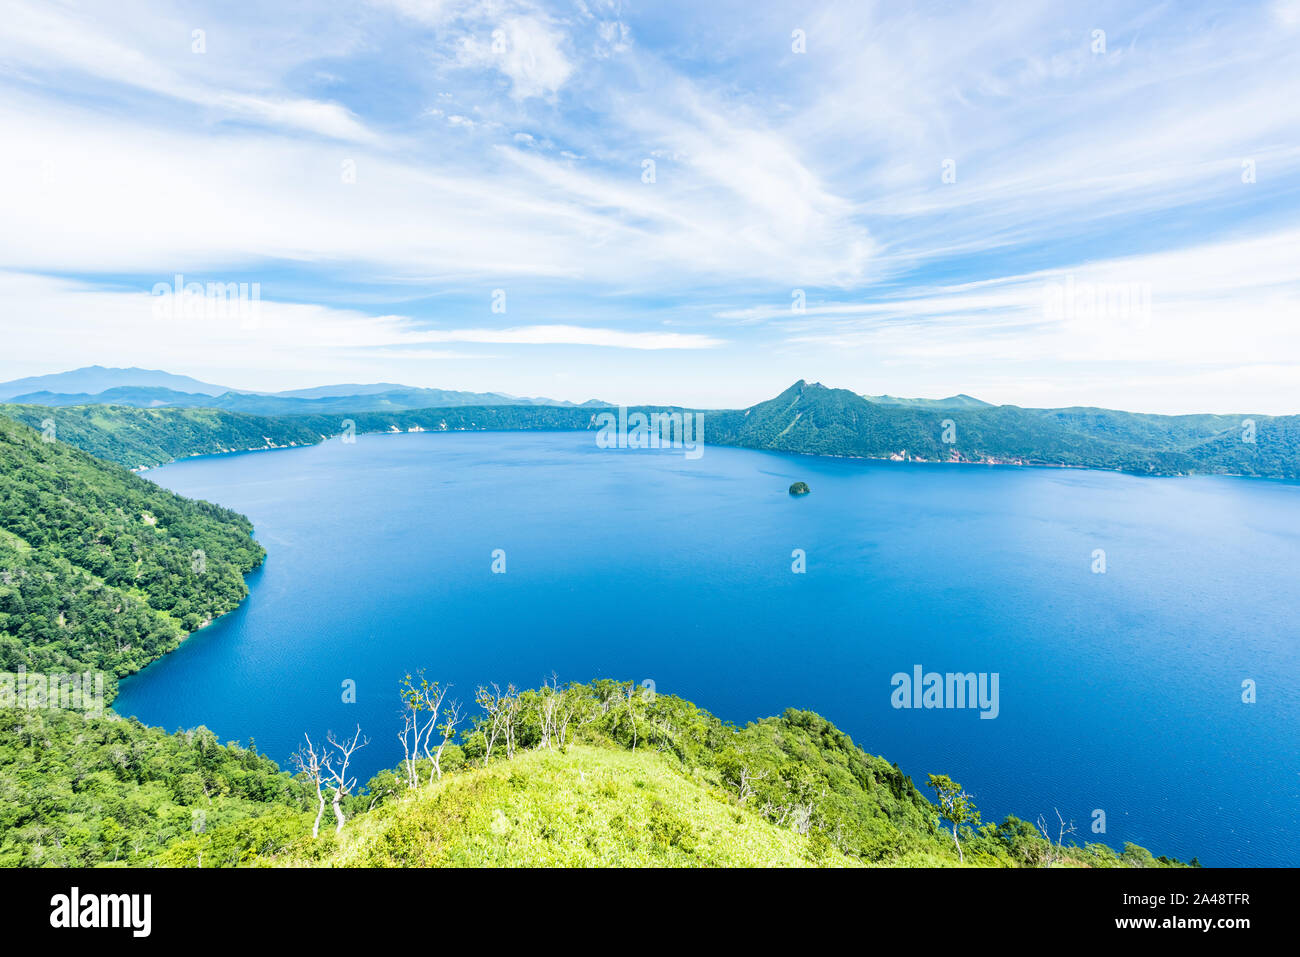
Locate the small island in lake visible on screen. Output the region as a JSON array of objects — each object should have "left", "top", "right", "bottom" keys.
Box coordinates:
[{"left": 789, "top": 481, "right": 810, "bottom": 496}]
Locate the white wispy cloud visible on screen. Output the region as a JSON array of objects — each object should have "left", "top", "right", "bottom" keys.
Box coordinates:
[
  {"left": 0, "top": 0, "right": 1297, "bottom": 410},
  {"left": 756, "top": 229, "right": 1300, "bottom": 365},
  {"left": 0, "top": 272, "right": 721, "bottom": 394},
  {"left": 407, "top": 324, "right": 722, "bottom": 349},
  {"left": 453, "top": 15, "right": 575, "bottom": 99},
  {"left": 0, "top": 0, "right": 379, "bottom": 143}
]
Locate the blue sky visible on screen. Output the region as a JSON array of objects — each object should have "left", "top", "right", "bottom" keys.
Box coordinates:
[{"left": 1, "top": 0, "right": 1298, "bottom": 412}]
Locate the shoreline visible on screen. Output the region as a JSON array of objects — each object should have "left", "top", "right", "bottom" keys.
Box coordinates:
[{"left": 129, "top": 425, "right": 1295, "bottom": 484}]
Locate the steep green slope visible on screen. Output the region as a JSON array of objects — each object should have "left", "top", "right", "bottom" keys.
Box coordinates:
[
  {"left": 0, "top": 414, "right": 265, "bottom": 691},
  {"left": 0, "top": 707, "right": 308, "bottom": 867},
  {"left": 0, "top": 404, "right": 325, "bottom": 471}
]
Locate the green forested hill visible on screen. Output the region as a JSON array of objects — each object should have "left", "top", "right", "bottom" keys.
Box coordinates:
[
  {"left": 150, "top": 680, "right": 1187, "bottom": 870},
  {"left": 0, "top": 403, "right": 599, "bottom": 470},
  {"left": 0, "top": 708, "right": 308, "bottom": 867},
  {"left": 0, "top": 672, "right": 1189, "bottom": 868},
  {"left": 7, "top": 378, "right": 1296, "bottom": 477},
  {"left": 0, "top": 414, "right": 298, "bottom": 866},
  {"left": 0, "top": 415, "right": 264, "bottom": 689},
  {"left": 707, "top": 381, "right": 1300, "bottom": 477},
  {"left": 0, "top": 404, "right": 326, "bottom": 471}
]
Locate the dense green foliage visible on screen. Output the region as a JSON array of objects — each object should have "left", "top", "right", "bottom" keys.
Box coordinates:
[
  {"left": 0, "top": 415, "right": 264, "bottom": 690},
  {"left": 0, "top": 672, "right": 1190, "bottom": 868},
  {"left": 0, "top": 405, "right": 324, "bottom": 471},
  {"left": 8, "top": 384, "right": 598, "bottom": 416},
  {"left": 707, "top": 381, "right": 1300, "bottom": 478},
  {"left": 0, "top": 404, "right": 598, "bottom": 470},
  {"left": 151, "top": 679, "right": 1189, "bottom": 869},
  {"left": 0, "top": 707, "right": 307, "bottom": 867},
  {"left": 8, "top": 377, "right": 1297, "bottom": 477}
]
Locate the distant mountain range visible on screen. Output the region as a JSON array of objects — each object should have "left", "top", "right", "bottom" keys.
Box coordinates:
[
  {"left": 3, "top": 367, "right": 998, "bottom": 416},
  {"left": 2, "top": 376, "right": 1296, "bottom": 478},
  {"left": 861, "top": 392, "right": 992, "bottom": 410},
  {"left": 0, "top": 365, "right": 229, "bottom": 399},
  {"left": 0, "top": 367, "right": 604, "bottom": 414}
]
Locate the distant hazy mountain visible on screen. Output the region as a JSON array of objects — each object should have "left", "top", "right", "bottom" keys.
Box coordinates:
[
  {"left": 863, "top": 393, "right": 993, "bottom": 409},
  {"left": 1, "top": 368, "right": 603, "bottom": 413},
  {"left": 269, "top": 383, "right": 413, "bottom": 399},
  {"left": 8, "top": 386, "right": 221, "bottom": 409},
  {"left": 0, "top": 366, "right": 230, "bottom": 401}
]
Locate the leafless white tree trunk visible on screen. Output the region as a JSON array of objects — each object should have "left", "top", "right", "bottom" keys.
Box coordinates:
[
  {"left": 1036, "top": 808, "right": 1077, "bottom": 868},
  {"left": 737, "top": 766, "right": 768, "bottom": 804},
  {"left": 556, "top": 688, "right": 577, "bottom": 746},
  {"left": 502, "top": 684, "right": 520, "bottom": 759},
  {"left": 427, "top": 699, "right": 462, "bottom": 783},
  {"left": 323, "top": 725, "right": 369, "bottom": 835},
  {"left": 292, "top": 733, "right": 329, "bottom": 838},
  {"left": 624, "top": 682, "right": 638, "bottom": 752},
  {"left": 476, "top": 684, "right": 506, "bottom": 765}
]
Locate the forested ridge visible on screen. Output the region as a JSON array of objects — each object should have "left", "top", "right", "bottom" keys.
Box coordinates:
[
  {"left": 6, "top": 377, "right": 1297, "bottom": 477},
  {"left": 0, "top": 415, "right": 264, "bottom": 692}
]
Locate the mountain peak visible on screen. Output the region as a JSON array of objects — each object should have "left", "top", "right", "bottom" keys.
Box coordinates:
[{"left": 0, "top": 366, "right": 231, "bottom": 401}]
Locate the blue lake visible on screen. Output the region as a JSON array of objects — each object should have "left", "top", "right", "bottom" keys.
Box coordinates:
[{"left": 114, "top": 431, "right": 1300, "bottom": 866}]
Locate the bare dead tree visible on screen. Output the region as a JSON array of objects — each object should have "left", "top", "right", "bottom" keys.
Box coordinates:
[
  {"left": 409, "top": 681, "right": 449, "bottom": 785},
  {"left": 1036, "top": 807, "right": 1077, "bottom": 867},
  {"left": 426, "top": 698, "right": 463, "bottom": 783},
  {"left": 500, "top": 683, "right": 521, "bottom": 759},
  {"left": 397, "top": 672, "right": 447, "bottom": 788},
  {"left": 789, "top": 803, "right": 814, "bottom": 835},
  {"left": 397, "top": 707, "right": 423, "bottom": 789},
  {"left": 292, "top": 733, "right": 329, "bottom": 838},
  {"left": 624, "top": 682, "right": 638, "bottom": 752},
  {"left": 537, "top": 673, "right": 561, "bottom": 750},
  {"left": 653, "top": 718, "right": 681, "bottom": 759},
  {"left": 323, "top": 725, "right": 369, "bottom": 835},
  {"left": 475, "top": 684, "right": 506, "bottom": 765},
  {"left": 556, "top": 686, "right": 578, "bottom": 747},
  {"left": 368, "top": 773, "right": 400, "bottom": 811},
  {"left": 737, "top": 766, "right": 768, "bottom": 804}
]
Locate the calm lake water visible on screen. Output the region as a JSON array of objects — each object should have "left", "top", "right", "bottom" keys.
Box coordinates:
[{"left": 114, "top": 431, "right": 1300, "bottom": 866}]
